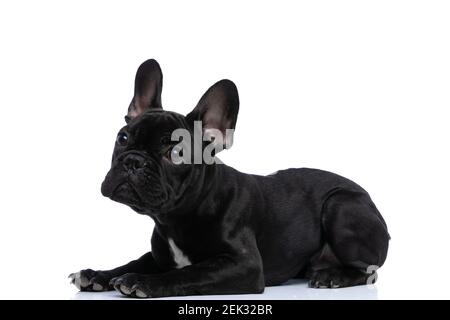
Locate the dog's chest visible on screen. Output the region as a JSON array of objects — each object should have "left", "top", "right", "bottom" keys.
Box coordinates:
[{"left": 167, "top": 237, "right": 192, "bottom": 269}]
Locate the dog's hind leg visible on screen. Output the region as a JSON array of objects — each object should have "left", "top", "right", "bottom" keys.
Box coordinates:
[{"left": 306, "top": 191, "right": 390, "bottom": 288}]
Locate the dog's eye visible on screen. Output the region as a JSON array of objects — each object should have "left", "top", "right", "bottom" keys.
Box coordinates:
[
  {"left": 116, "top": 132, "right": 128, "bottom": 146},
  {"left": 161, "top": 136, "right": 171, "bottom": 145}
]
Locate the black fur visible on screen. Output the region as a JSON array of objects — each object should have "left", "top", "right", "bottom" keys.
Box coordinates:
[{"left": 70, "top": 59, "right": 390, "bottom": 298}]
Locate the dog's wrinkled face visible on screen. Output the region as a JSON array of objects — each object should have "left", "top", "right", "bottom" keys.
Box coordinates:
[
  {"left": 101, "top": 59, "right": 239, "bottom": 216},
  {"left": 101, "top": 110, "right": 193, "bottom": 214}
]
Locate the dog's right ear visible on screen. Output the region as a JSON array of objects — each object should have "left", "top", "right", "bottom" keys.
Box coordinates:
[{"left": 126, "top": 59, "right": 163, "bottom": 123}]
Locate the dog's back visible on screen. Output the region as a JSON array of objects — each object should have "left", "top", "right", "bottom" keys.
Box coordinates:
[{"left": 238, "top": 167, "right": 388, "bottom": 285}]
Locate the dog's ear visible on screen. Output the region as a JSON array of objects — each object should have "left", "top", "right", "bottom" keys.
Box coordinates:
[
  {"left": 186, "top": 79, "right": 239, "bottom": 148},
  {"left": 126, "top": 59, "right": 163, "bottom": 122}
]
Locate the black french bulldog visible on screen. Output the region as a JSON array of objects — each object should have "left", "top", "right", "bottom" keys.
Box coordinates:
[{"left": 70, "top": 59, "right": 390, "bottom": 298}]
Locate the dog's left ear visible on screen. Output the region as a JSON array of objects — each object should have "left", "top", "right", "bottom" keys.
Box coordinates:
[
  {"left": 126, "top": 59, "right": 163, "bottom": 122},
  {"left": 186, "top": 79, "right": 239, "bottom": 148}
]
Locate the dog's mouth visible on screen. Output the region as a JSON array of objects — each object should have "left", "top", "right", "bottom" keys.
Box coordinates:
[
  {"left": 101, "top": 166, "right": 170, "bottom": 214},
  {"left": 113, "top": 182, "right": 139, "bottom": 199},
  {"left": 101, "top": 178, "right": 142, "bottom": 206}
]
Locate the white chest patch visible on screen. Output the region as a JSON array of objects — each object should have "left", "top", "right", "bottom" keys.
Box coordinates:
[{"left": 168, "top": 237, "right": 192, "bottom": 269}]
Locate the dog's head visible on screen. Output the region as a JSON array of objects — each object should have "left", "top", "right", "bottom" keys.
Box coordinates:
[{"left": 101, "top": 59, "right": 239, "bottom": 216}]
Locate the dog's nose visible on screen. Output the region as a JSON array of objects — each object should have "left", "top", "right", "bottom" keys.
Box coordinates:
[{"left": 123, "top": 154, "right": 146, "bottom": 172}]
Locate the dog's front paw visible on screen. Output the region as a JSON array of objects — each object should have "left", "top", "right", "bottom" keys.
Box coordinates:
[
  {"left": 69, "top": 269, "right": 113, "bottom": 292},
  {"left": 308, "top": 268, "right": 368, "bottom": 288},
  {"left": 110, "top": 273, "right": 157, "bottom": 298},
  {"left": 308, "top": 270, "right": 342, "bottom": 289}
]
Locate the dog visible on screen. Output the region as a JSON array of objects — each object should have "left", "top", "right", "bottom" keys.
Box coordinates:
[{"left": 70, "top": 59, "right": 390, "bottom": 298}]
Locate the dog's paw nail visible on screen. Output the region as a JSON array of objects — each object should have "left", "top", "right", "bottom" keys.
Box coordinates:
[
  {"left": 92, "top": 283, "right": 103, "bottom": 291},
  {"left": 120, "top": 284, "right": 132, "bottom": 295},
  {"left": 70, "top": 272, "right": 82, "bottom": 289},
  {"left": 135, "top": 289, "right": 148, "bottom": 298},
  {"left": 330, "top": 281, "right": 339, "bottom": 288},
  {"left": 79, "top": 276, "right": 89, "bottom": 288},
  {"left": 74, "top": 279, "right": 82, "bottom": 290},
  {"left": 112, "top": 278, "right": 123, "bottom": 291}
]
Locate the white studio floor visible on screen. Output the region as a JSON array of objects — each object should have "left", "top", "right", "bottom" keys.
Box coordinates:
[{"left": 72, "top": 279, "right": 379, "bottom": 300}]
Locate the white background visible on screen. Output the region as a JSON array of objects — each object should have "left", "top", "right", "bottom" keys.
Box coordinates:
[{"left": 0, "top": 0, "right": 449, "bottom": 299}]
